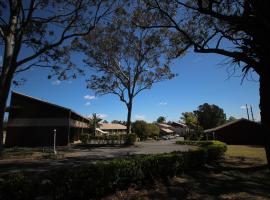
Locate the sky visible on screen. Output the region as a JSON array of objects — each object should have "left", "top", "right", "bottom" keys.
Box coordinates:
[{"left": 4, "top": 50, "right": 260, "bottom": 123}]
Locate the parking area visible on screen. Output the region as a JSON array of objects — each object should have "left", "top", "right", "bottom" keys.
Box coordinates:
[
  {"left": 63, "top": 138, "right": 194, "bottom": 159},
  {"left": 0, "top": 138, "right": 195, "bottom": 173}
]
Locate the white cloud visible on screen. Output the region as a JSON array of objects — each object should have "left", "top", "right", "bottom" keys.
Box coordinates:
[
  {"left": 97, "top": 113, "right": 108, "bottom": 119},
  {"left": 159, "top": 102, "right": 167, "bottom": 106},
  {"left": 85, "top": 102, "right": 91, "bottom": 106},
  {"left": 52, "top": 80, "right": 61, "bottom": 85},
  {"left": 84, "top": 95, "right": 96, "bottom": 100},
  {"left": 240, "top": 105, "right": 247, "bottom": 109},
  {"left": 135, "top": 114, "right": 145, "bottom": 120}
]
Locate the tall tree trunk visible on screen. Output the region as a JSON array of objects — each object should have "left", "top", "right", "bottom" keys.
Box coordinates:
[
  {"left": 0, "top": 72, "right": 14, "bottom": 153},
  {"left": 259, "top": 67, "right": 270, "bottom": 169},
  {"left": 0, "top": 2, "right": 19, "bottom": 153},
  {"left": 126, "top": 102, "right": 133, "bottom": 134}
]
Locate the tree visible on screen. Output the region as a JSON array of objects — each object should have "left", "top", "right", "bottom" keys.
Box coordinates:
[
  {"left": 156, "top": 116, "right": 166, "bottom": 123},
  {"left": 111, "top": 120, "right": 126, "bottom": 125},
  {"left": 227, "top": 116, "right": 237, "bottom": 123},
  {"left": 89, "top": 113, "right": 103, "bottom": 135},
  {"left": 0, "top": 0, "right": 117, "bottom": 151},
  {"left": 145, "top": 123, "right": 160, "bottom": 138},
  {"left": 139, "top": 0, "right": 270, "bottom": 168},
  {"left": 132, "top": 120, "right": 148, "bottom": 140},
  {"left": 103, "top": 120, "right": 109, "bottom": 123},
  {"left": 194, "top": 103, "right": 226, "bottom": 130},
  {"left": 132, "top": 120, "right": 159, "bottom": 140},
  {"left": 75, "top": 3, "right": 175, "bottom": 134},
  {"left": 181, "top": 112, "right": 200, "bottom": 130}
]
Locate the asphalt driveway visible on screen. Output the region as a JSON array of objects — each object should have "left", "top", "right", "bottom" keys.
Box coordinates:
[
  {"left": 0, "top": 138, "right": 195, "bottom": 173},
  {"left": 63, "top": 138, "right": 195, "bottom": 159}
]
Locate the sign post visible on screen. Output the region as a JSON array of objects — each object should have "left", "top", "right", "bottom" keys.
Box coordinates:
[{"left": 53, "top": 129, "right": 57, "bottom": 155}]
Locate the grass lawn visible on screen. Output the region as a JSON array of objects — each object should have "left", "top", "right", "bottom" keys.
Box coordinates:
[
  {"left": 0, "top": 146, "right": 75, "bottom": 160},
  {"left": 226, "top": 145, "right": 267, "bottom": 163},
  {"left": 104, "top": 144, "right": 270, "bottom": 200}
]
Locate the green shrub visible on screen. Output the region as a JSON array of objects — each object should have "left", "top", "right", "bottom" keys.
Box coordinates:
[
  {"left": 132, "top": 121, "right": 160, "bottom": 140},
  {"left": 0, "top": 144, "right": 225, "bottom": 200},
  {"left": 132, "top": 120, "right": 148, "bottom": 140},
  {"left": 79, "top": 133, "right": 89, "bottom": 144},
  {"left": 176, "top": 140, "right": 227, "bottom": 162},
  {"left": 123, "top": 133, "right": 137, "bottom": 145},
  {"left": 145, "top": 124, "right": 160, "bottom": 138}
]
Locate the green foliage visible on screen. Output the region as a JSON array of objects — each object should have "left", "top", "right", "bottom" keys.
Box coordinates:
[
  {"left": 145, "top": 123, "right": 160, "bottom": 138},
  {"left": 132, "top": 121, "right": 160, "bottom": 140},
  {"left": 79, "top": 133, "right": 89, "bottom": 144},
  {"left": 123, "top": 133, "right": 137, "bottom": 145},
  {"left": 176, "top": 140, "right": 227, "bottom": 162},
  {"left": 181, "top": 112, "right": 200, "bottom": 130},
  {"left": 156, "top": 116, "right": 166, "bottom": 123},
  {"left": 227, "top": 116, "right": 237, "bottom": 122},
  {"left": 76, "top": 4, "right": 175, "bottom": 135},
  {"left": 89, "top": 113, "right": 103, "bottom": 134},
  {"left": 0, "top": 149, "right": 218, "bottom": 200},
  {"left": 111, "top": 120, "right": 126, "bottom": 125},
  {"left": 132, "top": 120, "right": 148, "bottom": 140},
  {"left": 194, "top": 103, "right": 226, "bottom": 130},
  {"left": 184, "top": 127, "right": 204, "bottom": 141}
]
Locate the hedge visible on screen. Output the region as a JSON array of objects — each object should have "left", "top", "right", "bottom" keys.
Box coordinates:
[
  {"left": 0, "top": 146, "right": 222, "bottom": 200},
  {"left": 176, "top": 140, "right": 227, "bottom": 162}
]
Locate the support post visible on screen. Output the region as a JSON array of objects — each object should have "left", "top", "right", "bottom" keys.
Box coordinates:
[{"left": 53, "top": 129, "right": 57, "bottom": 155}]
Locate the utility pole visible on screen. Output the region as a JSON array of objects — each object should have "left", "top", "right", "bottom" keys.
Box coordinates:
[
  {"left": 246, "top": 104, "right": 250, "bottom": 120},
  {"left": 250, "top": 105, "right": 255, "bottom": 121}
]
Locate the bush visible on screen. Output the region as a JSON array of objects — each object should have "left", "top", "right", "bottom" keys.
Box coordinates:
[
  {"left": 132, "top": 121, "right": 160, "bottom": 140},
  {"left": 145, "top": 124, "right": 160, "bottom": 138},
  {"left": 123, "top": 133, "right": 137, "bottom": 145},
  {"left": 132, "top": 120, "right": 148, "bottom": 140},
  {"left": 0, "top": 149, "right": 210, "bottom": 200},
  {"left": 79, "top": 133, "right": 89, "bottom": 144},
  {"left": 176, "top": 140, "right": 227, "bottom": 162}
]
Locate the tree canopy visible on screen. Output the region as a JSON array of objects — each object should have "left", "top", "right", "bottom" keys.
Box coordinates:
[
  {"left": 227, "top": 116, "right": 237, "bottom": 123},
  {"left": 138, "top": 0, "right": 270, "bottom": 167},
  {"left": 132, "top": 120, "right": 159, "bottom": 140},
  {"left": 194, "top": 103, "right": 226, "bottom": 130},
  {"left": 181, "top": 112, "right": 199, "bottom": 130},
  {"left": 0, "top": 0, "right": 117, "bottom": 150},
  {"left": 74, "top": 2, "right": 176, "bottom": 133},
  {"left": 89, "top": 113, "right": 103, "bottom": 135},
  {"left": 156, "top": 116, "right": 166, "bottom": 123}
]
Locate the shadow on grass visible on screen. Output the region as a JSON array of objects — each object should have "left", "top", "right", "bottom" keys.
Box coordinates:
[{"left": 104, "top": 157, "right": 270, "bottom": 200}]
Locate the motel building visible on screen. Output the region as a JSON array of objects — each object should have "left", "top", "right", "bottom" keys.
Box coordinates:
[{"left": 5, "top": 91, "right": 90, "bottom": 147}]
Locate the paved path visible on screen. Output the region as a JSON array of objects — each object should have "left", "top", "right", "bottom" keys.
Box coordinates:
[
  {"left": 0, "top": 139, "right": 195, "bottom": 174},
  {"left": 64, "top": 138, "right": 194, "bottom": 159}
]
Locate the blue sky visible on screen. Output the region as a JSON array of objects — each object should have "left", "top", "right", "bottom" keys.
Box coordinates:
[{"left": 4, "top": 50, "right": 260, "bottom": 123}]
